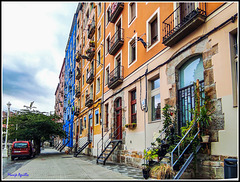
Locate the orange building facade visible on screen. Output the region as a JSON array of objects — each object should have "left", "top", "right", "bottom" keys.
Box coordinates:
[{"left": 69, "top": 2, "right": 238, "bottom": 179}]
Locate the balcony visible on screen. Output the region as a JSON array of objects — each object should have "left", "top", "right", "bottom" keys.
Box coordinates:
[
  {"left": 86, "top": 68, "right": 94, "bottom": 84},
  {"left": 75, "top": 86, "right": 81, "bottom": 98},
  {"left": 88, "top": 21, "right": 95, "bottom": 39},
  {"left": 76, "top": 67, "right": 81, "bottom": 80},
  {"left": 76, "top": 51, "right": 81, "bottom": 62},
  {"left": 110, "top": 2, "right": 124, "bottom": 23},
  {"left": 85, "top": 93, "right": 93, "bottom": 107},
  {"left": 162, "top": 3, "right": 206, "bottom": 47},
  {"left": 74, "top": 107, "right": 80, "bottom": 116},
  {"left": 85, "top": 47, "right": 95, "bottom": 61},
  {"left": 108, "top": 65, "right": 124, "bottom": 89},
  {"left": 109, "top": 28, "right": 124, "bottom": 55}
]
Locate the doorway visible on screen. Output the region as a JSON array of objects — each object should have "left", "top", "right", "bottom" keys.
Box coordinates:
[{"left": 114, "top": 97, "right": 122, "bottom": 140}]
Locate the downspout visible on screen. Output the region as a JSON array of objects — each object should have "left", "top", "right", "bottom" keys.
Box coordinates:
[{"left": 101, "top": 2, "right": 106, "bottom": 153}]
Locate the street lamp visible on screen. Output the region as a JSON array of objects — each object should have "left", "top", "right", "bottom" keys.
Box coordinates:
[{"left": 3, "top": 101, "right": 11, "bottom": 158}]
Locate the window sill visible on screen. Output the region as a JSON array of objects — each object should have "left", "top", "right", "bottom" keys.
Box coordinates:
[{"left": 149, "top": 119, "right": 162, "bottom": 124}]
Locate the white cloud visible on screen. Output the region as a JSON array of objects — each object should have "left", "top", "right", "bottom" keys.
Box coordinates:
[{"left": 2, "top": 2, "right": 78, "bottom": 113}]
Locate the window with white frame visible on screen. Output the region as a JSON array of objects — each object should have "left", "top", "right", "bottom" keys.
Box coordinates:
[
  {"left": 106, "top": 35, "right": 110, "bottom": 54},
  {"left": 147, "top": 8, "right": 160, "bottom": 48},
  {"left": 96, "top": 77, "right": 100, "bottom": 93},
  {"left": 98, "top": 25, "right": 101, "bottom": 41},
  {"left": 105, "top": 66, "right": 110, "bottom": 85},
  {"left": 106, "top": 7, "right": 111, "bottom": 25},
  {"left": 97, "top": 49, "right": 101, "bottom": 67},
  {"left": 129, "top": 35, "right": 137, "bottom": 65},
  {"left": 98, "top": 3, "right": 101, "bottom": 16},
  {"left": 95, "top": 109, "right": 99, "bottom": 125},
  {"left": 230, "top": 30, "right": 238, "bottom": 107},
  {"left": 150, "top": 77, "right": 161, "bottom": 121},
  {"left": 82, "top": 74, "right": 84, "bottom": 86},
  {"left": 129, "top": 2, "right": 136, "bottom": 24}
]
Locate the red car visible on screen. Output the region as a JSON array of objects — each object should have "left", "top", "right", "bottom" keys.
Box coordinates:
[{"left": 11, "top": 141, "right": 35, "bottom": 160}]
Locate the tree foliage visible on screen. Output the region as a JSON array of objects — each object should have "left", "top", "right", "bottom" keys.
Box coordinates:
[{"left": 8, "top": 110, "right": 66, "bottom": 154}]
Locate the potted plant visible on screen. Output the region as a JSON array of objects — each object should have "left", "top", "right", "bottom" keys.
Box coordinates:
[
  {"left": 142, "top": 164, "right": 151, "bottom": 179},
  {"left": 125, "top": 123, "right": 137, "bottom": 129},
  {"left": 199, "top": 104, "right": 212, "bottom": 142},
  {"left": 89, "top": 40, "right": 95, "bottom": 47},
  {"left": 143, "top": 148, "right": 159, "bottom": 166}
]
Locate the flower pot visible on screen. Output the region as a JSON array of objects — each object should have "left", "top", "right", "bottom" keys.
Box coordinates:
[
  {"left": 142, "top": 168, "right": 150, "bottom": 179},
  {"left": 201, "top": 135, "right": 210, "bottom": 143}
]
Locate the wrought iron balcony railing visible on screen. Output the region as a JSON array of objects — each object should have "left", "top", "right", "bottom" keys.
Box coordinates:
[
  {"left": 110, "top": 2, "right": 124, "bottom": 23},
  {"left": 108, "top": 65, "right": 124, "bottom": 89},
  {"left": 86, "top": 68, "right": 94, "bottom": 84},
  {"left": 88, "top": 21, "right": 95, "bottom": 39},
  {"left": 76, "top": 51, "right": 81, "bottom": 62},
  {"left": 74, "top": 106, "right": 80, "bottom": 116},
  {"left": 162, "top": 3, "right": 206, "bottom": 47},
  {"left": 109, "top": 28, "right": 124, "bottom": 55},
  {"left": 75, "top": 86, "right": 81, "bottom": 98},
  {"left": 85, "top": 93, "right": 93, "bottom": 107},
  {"left": 76, "top": 67, "right": 81, "bottom": 80}
]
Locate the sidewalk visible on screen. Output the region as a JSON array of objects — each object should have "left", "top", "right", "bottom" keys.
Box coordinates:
[{"left": 4, "top": 148, "right": 143, "bottom": 180}]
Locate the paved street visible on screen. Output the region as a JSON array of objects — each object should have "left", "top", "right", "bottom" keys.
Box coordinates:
[{"left": 3, "top": 148, "right": 144, "bottom": 180}]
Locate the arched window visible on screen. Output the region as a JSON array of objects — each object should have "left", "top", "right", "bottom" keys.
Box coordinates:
[{"left": 178, "top": 55, "right": 204, "bottom": 130}]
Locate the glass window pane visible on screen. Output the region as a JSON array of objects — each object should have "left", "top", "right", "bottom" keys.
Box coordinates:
[
  {"left": 179, "top": 56, "right": 204, "bottom": 88},
  {"left": 151, "top": 78, "right": 160, "bottom": 90},
  {"left": 151, "top": 94, "right": 161, "bottom": 120}
]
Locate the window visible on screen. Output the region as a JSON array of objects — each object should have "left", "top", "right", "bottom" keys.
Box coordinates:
[
  {"left": 97, "top": 49, "right": 101, "bottom": 67},
  {"left": 129, "top": 2, "right": 136, "bottom": 24},
  {"left": 106, "top": 7, "right": 111, "bottom": 24},
  {"left": 98, "top": 25, "right": 101, "bottom": 41},
  {"left": 130, "top": 89, "right": 137, "bottom": 123},
  {"left": 96, "top": 77, "right": 100, "bottom": 93},
  {"left": 82, "top": 74, "right": 84, "bottom": 86},
  {"left": 98, "top": 3, "right": 101, "bottom": 16},
  {"left": 147, "top": 8, "right": 160, "bottom": 49},
  {"left": 105, "top": 104, "right": 109, "bottom": 131},
  {"left": 230, "top": 30, "right": 238, "bottom": 107},
  {"left": 81, "top": 94, "right": 84, "bottom": 108},
  {"left": 95, "top": 109, "right": 99, "bottom": 125},
  {"left": 80, "top": 118, "right": 83, "bottom": 134},
  {"left": 84, "top": 116, "right": 86, "bottom": 128},
  {"left": 150, "top": 18, "right": 158, "bottom": 45},
  {"left": 129, "top": 36, "right": 136, "bottom": 65},
  {"left": 105, "top": 66, "right": 110, "bottom": 85},
  {"left": 106, "top": 36, "right": 110, "bottom": 54},
  {"left": 150, "top": 78, "right": 161, "bottom": 121}
]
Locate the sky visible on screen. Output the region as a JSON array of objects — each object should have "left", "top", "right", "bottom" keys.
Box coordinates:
[{"left": 2, "top": 1, "right": 79, "bottom": 113}]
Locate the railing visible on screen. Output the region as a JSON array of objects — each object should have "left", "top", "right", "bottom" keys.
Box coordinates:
[
  {"left": 170, "top": 120, "right": 200, "bottom": 169},
  {"left": 75, "top": 86, "right": 81, "bottom": 98},
  {"left": 74, "top": 106, "right": 80, "bottom": 116},
  {"left": 162, "top": 3, "right": 206, "bottom": 44},
  {"left": 110, "top": 2, "right": 124, "bottom": 23},
  {"left": 97, "top": 125, "right": 122, "bottom": 159},
  {"left": 76, "top": 67, "right": 81, "bottom": 80},
  {"left": 108, "top": 65, "right": 124, "bottom": 88},
  {"left": 88, "top": 21, "right": 95, "bottom": 39},
  {"left": 86, "top": 68, "right": 94, "bottom": 84},
  {"left": 109, "top": 28, "right": 124, "bottom": 55},
  {"left": 78, "top": 137, "right": 90, "bottom": 150},
  {"left": 85, "top": 93, "right": 93, "bottom": 107},
  {"left": 178, "top": 80, "right": 204, "bottom": 129}
]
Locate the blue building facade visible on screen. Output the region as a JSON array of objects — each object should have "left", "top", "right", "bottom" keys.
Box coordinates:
[{"left": 63, "top": 10, "right": 78, "bottom": 148}]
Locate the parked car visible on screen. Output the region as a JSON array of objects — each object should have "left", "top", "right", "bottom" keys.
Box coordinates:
[{"left": 11, "top": 141, "right": 35, "bottom": 161}]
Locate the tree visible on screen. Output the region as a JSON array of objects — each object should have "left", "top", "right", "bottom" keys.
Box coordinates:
[{"left": 8, "top": 110, "right": 66, "bottom": 155}]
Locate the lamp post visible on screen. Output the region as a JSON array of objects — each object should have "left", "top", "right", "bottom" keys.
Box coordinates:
[{"left": 3, "top": 101, "right": 11, "bottom": 158}]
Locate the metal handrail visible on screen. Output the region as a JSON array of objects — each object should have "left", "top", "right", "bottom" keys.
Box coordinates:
[
  {"left": 170, "top": 119, "right": 200, "bottom": 168},
  {"left": 110, "top": 28, "right": 124, "bottom": 48},
  {"left": 97, "top": 127, "right": 111, "bottom": 158},
  {"left": 97, "top": 125, "right": 122, "bottom": 159}
]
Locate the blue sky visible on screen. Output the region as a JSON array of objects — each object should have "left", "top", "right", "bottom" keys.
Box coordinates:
[{"left": 2, "top": 2, "right": 79, "bottom": 113}]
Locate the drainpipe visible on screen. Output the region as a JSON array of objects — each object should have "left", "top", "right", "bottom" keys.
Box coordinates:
[
  {"left": 101, "top": 2, "right": 106, "bottom": 153},
  {"left": 143, "top": 67, "right": 148, "bottom": 164}
]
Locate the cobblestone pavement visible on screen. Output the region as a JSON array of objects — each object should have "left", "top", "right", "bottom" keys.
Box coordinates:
[{"left": 77, "top": 154, "right": 144, "bottom": 180}]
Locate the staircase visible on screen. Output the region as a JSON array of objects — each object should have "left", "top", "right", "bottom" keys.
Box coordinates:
[
  {"left": 58, "top": 138, "right": 70, "bottom": 152},
  {"left": 96, "top": 126, "right": 122, "bottom": 165},
  {"left": 74, "top": 137, "right": 91, "bottom": 157},
  {"left": 170, "top": 121, "right": 201, "bottom": 179},
  {"left": 146, "top": 120, "right": 202, "bottom": 179}
]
